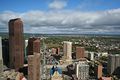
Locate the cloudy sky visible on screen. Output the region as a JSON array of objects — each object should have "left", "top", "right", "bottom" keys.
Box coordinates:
[{"left": 0, "top": 0, "right": 120, "bottom": 34}]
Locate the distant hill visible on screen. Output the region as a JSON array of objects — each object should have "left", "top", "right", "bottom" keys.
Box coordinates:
[{"left": 0, "top": 32, "right": 120, "bottom": 39}]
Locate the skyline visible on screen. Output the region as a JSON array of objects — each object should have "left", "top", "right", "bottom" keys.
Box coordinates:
[{"left": 0, "top": 0, "right": 120, "bottom": 34}]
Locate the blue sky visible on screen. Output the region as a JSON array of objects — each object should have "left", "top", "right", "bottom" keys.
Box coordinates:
[
  {"left": 0, "top": 0, "right": 120, "bottom": 34},
  {"left": 0, "top": 0, "right": 120, "bottom": 12}
]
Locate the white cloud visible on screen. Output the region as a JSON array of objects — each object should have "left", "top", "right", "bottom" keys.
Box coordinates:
[
  {"left": 0, "top": 8, "right": 120, "bottom": 34},
  {"left": 49, "top": 0, "right": 67, "bottom": 9}
]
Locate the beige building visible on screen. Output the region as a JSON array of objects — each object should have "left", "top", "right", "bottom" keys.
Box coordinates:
[
  {"left": 97, "top": 65, "right": 103, "bottom": 79},
  {"left": 28, "top": 53, "right": 40, "bottom": 80},
  {"left": 63, "top": 41, "right": 72, "bottom": 60}
]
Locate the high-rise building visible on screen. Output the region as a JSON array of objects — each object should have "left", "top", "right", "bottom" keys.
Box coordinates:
[
  {"left": 28, "top": 37, "right": 40, "bottom": 55},
  {"left": 63, "top": 41, "right": 72, "bottom": 60},
  {"left": 9, "top": 18, "right": 24, "bottom": 70},
  {"left": 76, "top": 47, "right": 85, "bottom": 59},
  {"left": 107, "top": 54, "right": 120, "bottom": 75},
  {"left": 25, "top": 40, "right": 28, "bottom": 58},
  {"left": 28, "top": 53, "right": 40, "bottom": 80},
  {"left": 76, "top": 61, "right": 89, "bottom": 80},
  {"left": 2, "top": 38, "right": 9, "bottom": 67},
  {"left": 97, "top": 65, "right": 103, "bottom": 79},
  {"left": 0, "top": 37, "right": 3, "bottom": 73},
  {"left": 56, "top": 48, "right": 60, "bottom": 54}
]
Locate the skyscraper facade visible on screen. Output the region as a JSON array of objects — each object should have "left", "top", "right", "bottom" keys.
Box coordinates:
[
  {"left": 76, "top": 47, "right": 85, "bottom": 59},
  {"left": 107, "top": 54, "right": 120, "bottom": 75},
  {"left": 9, "top": 18, "right": 24, "bottom": 70},
  {"left": 63, "top": 41, "right": 72, "bottom": 60},
  {"left": 97, "top": 65, "right": 103, "bottom": 79},
  {"left": 28, "top": 53, "right": 40, "bottom": 80},
  {"left": 2, "top": 38, "right": 9, "bottom": 67},
  {"left": 76, "top": 61, "right": 89, "bottom": 80},
  {"left": 28, "top": 37, "right": 40, "bottom": 55},
  {"left": 0, "top": 37, "right": 3, "bottom": 73}
]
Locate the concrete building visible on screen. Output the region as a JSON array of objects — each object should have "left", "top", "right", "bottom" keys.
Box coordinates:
[
  {"left": 88, "top": 52, "right": 94, "bottom": 61},
  {"left": 25, "top": 40, "right": 28, "bottom": 48},
  {"left": 9, "top": 18, "right": 24, "bottom": 70},
  {"left": 28, "top": 37, "right": 40, "bottom": 55},
  {"left": 56, "top": 48, "right": 60, "bottom": 54},
  {"left": 0, "top": 37, "right": 3, "bottom": 73},
  {"left": 101, "top": 52, "right": 108, "bottom": 57},
  {"left": 28, "top": 53, "right": 41, "bottom": 80},
  {"left": 97, "top": 65, "right": 103, "bottom": 79},
  {"left": 76, "top": 47, "right": 85, "bottom": 59},
  {"left": 76, "top": 61, "right": 89, "bottom": 80},
  {"left": 51, "top": 48, "right": 57, "bottom": 54},
  {"left": 51, "top": 48, "right": 60, "bottom": 54},
  {"left": 107, "top": 54, "right": 120, "bottom": 76},
  {"left": 63, "top": 41, "right": 72, "bottom": 60},
  {"left": 25, "top": 40, "right": 28, "bottom": 58}
]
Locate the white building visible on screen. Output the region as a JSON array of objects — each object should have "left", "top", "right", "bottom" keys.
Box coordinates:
[
  {"left": 25, "top": 40, "right": 28, "bottom": 58},
  {"left": 25, "top": 40, "right": 28, "bottom": 48},
  {"left": 88, "top": 52, "right": 94, "bottom": 61},
  {"left": 101, "top": 52, "right": 108, "bottom": 57},
  {"left": 76, "top": 61, "right": 89, "bottom": 80}
]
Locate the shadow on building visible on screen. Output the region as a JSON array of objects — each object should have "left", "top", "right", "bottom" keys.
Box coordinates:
[
  {"left": 113, "top": 66, "right": 120, "bottom": 78},
  {"left": 62, "top": 64, "right": 78, "bottom": 80},
  {"left": 2, "top": 38, "right": 9, "bottom": 67}
]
